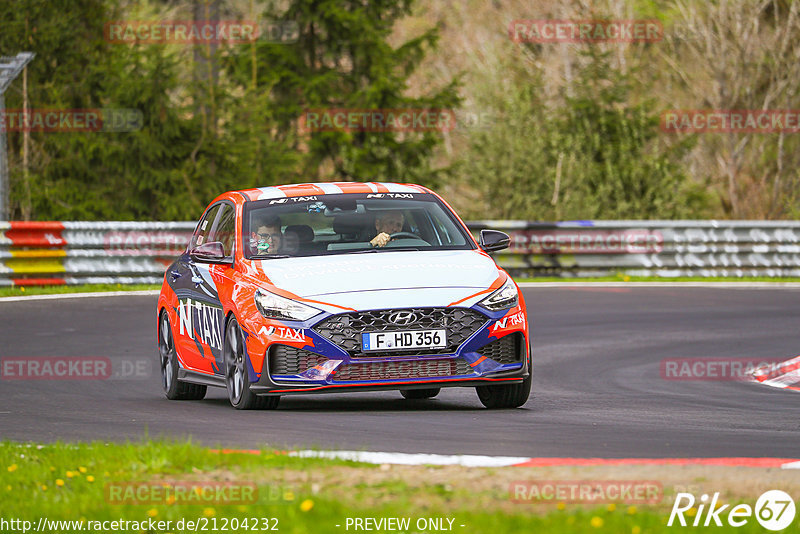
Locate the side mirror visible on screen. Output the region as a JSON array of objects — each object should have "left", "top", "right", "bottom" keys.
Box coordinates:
[
  {"left": 479, "top": 230, "right": 510, "bottom": 253},
  {"left": 189, "top": 241, "right": 230, "bottom": 264}
]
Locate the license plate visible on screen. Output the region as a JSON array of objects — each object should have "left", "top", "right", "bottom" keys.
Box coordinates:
[{"left": 361, "top": 329, "right": 447, "bottom": 351}]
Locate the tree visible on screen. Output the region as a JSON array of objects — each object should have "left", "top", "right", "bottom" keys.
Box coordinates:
[
  {"left": 450, "top": 48, "right": 708, "bottom": 220},
  {"left": 226, "top": 0, "right": 460, "bottom": 185}
]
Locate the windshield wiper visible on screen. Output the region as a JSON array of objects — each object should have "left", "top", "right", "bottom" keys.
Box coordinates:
[{"left": 253, "top": 254, "right": 292, "bottom": 259}]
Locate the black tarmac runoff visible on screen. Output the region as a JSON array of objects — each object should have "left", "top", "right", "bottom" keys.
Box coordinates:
[{"left": 2, "top": 286, "right": 800, "bottom": 458}]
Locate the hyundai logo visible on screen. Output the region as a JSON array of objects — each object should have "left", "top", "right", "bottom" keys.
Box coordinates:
[{"left": 388, "top": 311, "right": 418, "bottom": 326}]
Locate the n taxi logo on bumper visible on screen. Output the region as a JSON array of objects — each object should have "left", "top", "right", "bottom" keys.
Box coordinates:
[
  {"left": 491, "top": 311, "right": 526, "bottom": 336},
  {"left": 257, "top": 325, "right": 308, "bottom": 343}
]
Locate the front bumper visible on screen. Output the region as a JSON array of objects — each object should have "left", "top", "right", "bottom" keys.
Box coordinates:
[{"left": 249, "top": 308, "right": 530, "bottom": 396}]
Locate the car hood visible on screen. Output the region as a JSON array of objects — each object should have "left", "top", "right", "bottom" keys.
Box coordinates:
[{"left": 254, "top": 250, "right": 502, "bottom": 309}]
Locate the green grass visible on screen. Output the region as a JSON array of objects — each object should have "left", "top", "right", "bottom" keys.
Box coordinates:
[
  {"left": 0, "top": 440, "right": 766, "bottom": 533},
  {"left": 0, "top": 284, "right": 160, "bottom": 298}
]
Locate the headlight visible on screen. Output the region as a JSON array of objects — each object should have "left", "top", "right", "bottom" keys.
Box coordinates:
[
  {"left": 254, "top": 289, "right": 321, "bottom": 321},
  {"left": 479, "top": 277, "right": 518, "bottom": 311}
]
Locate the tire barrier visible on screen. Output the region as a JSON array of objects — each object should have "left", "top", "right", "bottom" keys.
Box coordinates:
[{"left": 2, "top": 220, "right": 800, "bottom": 285}]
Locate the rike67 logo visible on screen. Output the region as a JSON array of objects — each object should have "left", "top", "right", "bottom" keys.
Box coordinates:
[{"left": 669, "top": 490, "right": 795, "bottom": 531}]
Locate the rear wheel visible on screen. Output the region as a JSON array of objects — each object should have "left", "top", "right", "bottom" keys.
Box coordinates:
[
  {"left": 224, "top": 318, "right": 280, "bottom": 410},
  {"left": 476, "top": 348, "right": 532, "bottom": 409},
  {"left": 400, "top": 388, "right": 440, "bottom": 399},
  {"left": 158, "top": 311, "right": 206, "bottom": 400}
]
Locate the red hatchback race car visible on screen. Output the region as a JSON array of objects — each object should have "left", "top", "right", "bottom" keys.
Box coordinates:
[{"left": 157, "top": 182, "right": 531, "bottom": 409}]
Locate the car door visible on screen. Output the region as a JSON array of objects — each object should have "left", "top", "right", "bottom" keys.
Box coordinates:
[
  {"left": 171, "top": 203, "right": 226, "bottom": 375},
  {"left": 202, "top": 203, "right": 237, "bottom": 377}
]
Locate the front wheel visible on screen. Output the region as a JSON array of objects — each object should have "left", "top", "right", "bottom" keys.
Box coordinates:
[
  {"left": 158, "top": 310, "right": 206, "bottom": 400},
  {"left": 224, "top": 318, "right": 280, "bottom": 410},
  {"left": 475, "top": 350, "right": 532, "bottom": 409}
]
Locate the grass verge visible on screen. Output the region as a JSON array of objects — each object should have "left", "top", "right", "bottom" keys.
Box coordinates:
[
  {"left": 0, "top": 441, "right": 788, "bottom": 533},
  {"left": 0, "top": 284, "right": 160, "bottom": 298}
]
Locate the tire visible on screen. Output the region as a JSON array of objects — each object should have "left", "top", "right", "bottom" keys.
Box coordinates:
[
  {"left": 475, "top": 349, "right": 532, "bottom": 409},
  {"left": 158, "top": 310, "right": 206, "bottom": 400},
  {"left": 400, "top": 388, "right": 440, "bottom": 399},
  {"left": 224, "top": 317, "right": 280, "bottom": 410}
]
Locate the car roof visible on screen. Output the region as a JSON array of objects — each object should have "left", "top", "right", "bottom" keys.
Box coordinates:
[{"left": 237, "top": 182, "right": 432, "bottom": 202}]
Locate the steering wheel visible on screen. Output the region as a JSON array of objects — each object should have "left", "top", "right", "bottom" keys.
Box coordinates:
[{"left": 389, "top": 232, "right": 421, "bottom": 240}]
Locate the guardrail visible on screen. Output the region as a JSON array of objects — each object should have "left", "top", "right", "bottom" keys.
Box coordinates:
[
  {"left": 470, "top": 220, "right": 800, "bottom": 278},
  {"left": 0, "top": 221, "right": 194, "bottom": 286},
  {"left": 2, "top": 220, "right": 800, "bottom": 286}
]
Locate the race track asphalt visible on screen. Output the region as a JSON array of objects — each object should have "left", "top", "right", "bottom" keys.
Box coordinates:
[{"left": 2, "top": 286, "right": 799, "bottom": 458}]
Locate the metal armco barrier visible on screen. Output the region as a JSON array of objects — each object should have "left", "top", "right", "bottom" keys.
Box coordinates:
[
  {"left": 2, "top": 220, "right": 800, "bottom": 286},
  {"left": 469, "top": 220, "right": 800, "bottom": 277},
  {"left": 0, "top": 221, "right": 194, "bottom": 286}
]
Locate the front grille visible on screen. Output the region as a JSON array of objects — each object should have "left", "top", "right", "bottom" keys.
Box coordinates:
[
  {"left": 478, "top": 333, "right": 524, "bottom": 364},
  {"left": 313, "top": 308, "right": 488, "bottom": 356},
  {"left": 333, "top": 358, "right": 473, "bottom": 381},
  {"left": 269, "top": 344, "right": 328, "bottom": 375}
]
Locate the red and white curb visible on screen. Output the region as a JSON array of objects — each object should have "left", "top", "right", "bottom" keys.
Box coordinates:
[
  {"left": 749, "top": 355, "right": 800, "bottom": 392},
  {"left": 213, "top": 449, "right": 800, "bottom": 469}
]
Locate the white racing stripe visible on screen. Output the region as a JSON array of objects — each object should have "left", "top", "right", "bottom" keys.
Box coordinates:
[
  {"left": 256, "top": 187, "right": 287, "bottom": 200},
  {"left": 315, "top": 183, "right": 344, "bottom": 195},
  {"left": 289, "top": 450, "right": 529, "bottom": 467},
  {"left": 384, "top": 183, "right": 420, "bottom": 193}
]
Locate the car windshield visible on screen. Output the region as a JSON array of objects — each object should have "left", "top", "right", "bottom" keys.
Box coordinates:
[{"left": 242, "top": 193, "right": 475, "bottom": 258}]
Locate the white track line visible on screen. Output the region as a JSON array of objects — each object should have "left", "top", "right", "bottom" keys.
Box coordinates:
[
  {"left": 290, "top": 450, "right": 800, "bottom": 469},
  {"left": 289, "top": 450, "right": 529, "bottom": 467},
  {"left": 0, "top": 290, "right": 159, "bottom": 302}
]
